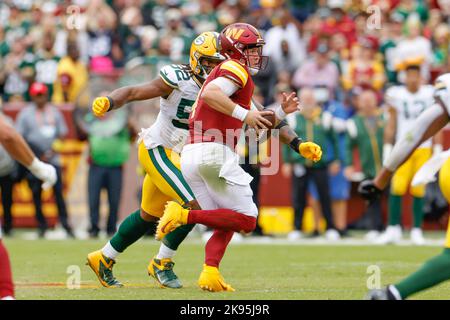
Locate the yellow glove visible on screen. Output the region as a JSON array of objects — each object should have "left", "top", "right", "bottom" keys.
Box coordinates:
[
  {"left": 92, "top": 96, "right": 112, "bottom": 117},
  {"left": 299, "top": 142, "right": 322, "bottom": 163}
]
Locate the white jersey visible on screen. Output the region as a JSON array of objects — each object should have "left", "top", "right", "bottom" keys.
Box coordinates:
[
  {"left": 434, "top": 73, "right": 450, "bottom": 117},
  {"left": 139, "top": 64, "right": 202, "bottom": 154},
  {"left": 385, "top": 85, "right": 435, "bottom": 148}
]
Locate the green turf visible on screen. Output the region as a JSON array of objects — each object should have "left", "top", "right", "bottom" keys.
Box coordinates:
[{"left": 4, "top": 238, "right": 450, "bottom": 300}]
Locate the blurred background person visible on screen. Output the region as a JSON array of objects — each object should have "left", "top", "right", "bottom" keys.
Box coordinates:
[
  {"left": 375, "top": 63, "right": 441, "bottom": 245},
  {"left": 16, "top": 82, "right": 73, "bottom": 238},
  {"left": 77, "top": 100, "right": 136, "bottom": 238},
  {"left": 292, "top": 43, "right": 339, "bottom": 101},
  {"left": 282, "top": 87, "right": 340, "bottom": 241},
  {"left": 52, "top": 41, "right": 89, "bottom": 104},
  {"left": 344, "top": 89, "right": 386, "bottom": 238}
]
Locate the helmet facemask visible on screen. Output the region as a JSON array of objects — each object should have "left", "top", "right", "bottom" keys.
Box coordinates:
[{"left": 242, "top": 45, "right": 268, "bottom": 75}]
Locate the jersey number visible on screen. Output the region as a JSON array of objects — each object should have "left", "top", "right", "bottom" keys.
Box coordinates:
[
  {"left": 172, "top": 98, "right": 195, "bottom": 130},
  {"left": 403, "top": 101, "right": 426, "bottom": 119}
]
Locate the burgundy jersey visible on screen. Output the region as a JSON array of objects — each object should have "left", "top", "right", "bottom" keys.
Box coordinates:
[{"left": 188, "top": 59, "right": 254, "bottom": 149}]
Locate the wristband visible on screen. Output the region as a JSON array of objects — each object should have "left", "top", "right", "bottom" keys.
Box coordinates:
[
  {"left": 106, "top": 96, "right": 115, "bottom": 112},
  {"left": 289, "top": 137, "right": 302, "bottom": 152},
  {"left": 274, "top": 105, "right": 287, "bottom": 120},
  {"left": 232, "top": 104, "right": 249, "bottom": 121}
]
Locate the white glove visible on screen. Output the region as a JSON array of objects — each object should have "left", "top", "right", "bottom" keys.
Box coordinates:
[{"left": 27, "top": 158, "right": 57, "bottom": 190}]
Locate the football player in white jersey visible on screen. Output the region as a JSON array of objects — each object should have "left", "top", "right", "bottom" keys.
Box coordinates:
[
  {"left": 361, "top": 73, "right": 450, "bottom": 299},
  {"left": 375, "top": 64, "right": 443, "bottom": 245},
  {"left": 87, "top": 32, "right": 225, "bottom": 289}
]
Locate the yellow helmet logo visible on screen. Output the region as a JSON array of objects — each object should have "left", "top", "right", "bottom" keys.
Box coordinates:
[
  {"left": 189, "top": 31, "right": 224, "bottom": 79},
  {"left": 224, "top": 28, "right": 245, "bottom": 40}
]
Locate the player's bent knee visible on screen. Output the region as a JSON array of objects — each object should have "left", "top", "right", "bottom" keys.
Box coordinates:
[
  {"left": 241, "top": 216, "right": 257, "bottom": 233},
  {"left": 140, "top": 208, "right": 159, "bottom": 222}
]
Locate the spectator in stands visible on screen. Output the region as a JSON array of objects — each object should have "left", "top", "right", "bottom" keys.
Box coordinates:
[
  {"left": 283, "top": 87, "right": 340, "bottom": 241},
  {"left": 292, "top": 43, "right": 339, "bottom": 101},
  {"left": 344, "top": 89, "right": 385, "bottom": 236},
  {"left": 319, "top": 0, "right": 356, "bottom": 48},
  {"left": 342, "top": 37, "right": 386, "bottom": 92},
  {"left": 16, "top": 82, "right": 74, "bottom": 238},
  {"left": 77, "top": 100, "right": 136, "bottom": 238},
  {"left": 187, "top": 0, "right": 220, "bottom": 34},
  {"left": 154, "top": 8, "right": 194, "bottom": 63},
  {"left": 394, "top": 16, "right": 433, "bottom": 82},
  {"left": 3, "top": 36, "right": 34, "bottom": 101},
  {"left": 394, "top": 0, "right": 429, "bottom": 23},
  {"left": 52, "top": 41, "right": 89, "bottom": 104},
  {"left": 264, "top": 7, "right": 306, "bottom": 74},
  {"left": 34, "top": 31, "right": 60, "bottom": 99},
  {"left": 431, "top": 23, "right": 450, "bottom": 69},
  {"left": 379, "top": 12, "right": 404, "bottom": 84}
]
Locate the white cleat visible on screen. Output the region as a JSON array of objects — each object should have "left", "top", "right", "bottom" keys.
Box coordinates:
[
  {"left": 287, "top": 230, "right": 303, "bottom": 241},
  {"left": 410, "top": 228, "right": 426, "bottom": 245},
  {"left": 325, "top": 229, "right": 340, "bottom": 241},
  {"left": 373, "top": 225, "right": 402, "bottom": 245}
]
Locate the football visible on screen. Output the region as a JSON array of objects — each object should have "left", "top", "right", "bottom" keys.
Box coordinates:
[{"left": 261, "top": 110, "right": 276, "bottom": 130}]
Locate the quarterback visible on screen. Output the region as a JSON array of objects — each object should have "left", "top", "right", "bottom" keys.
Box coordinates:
[
  {"left": 87, "top": 32, "right": 224, "bottom": 289},
  {"left": 361, "top": 73, "right": 450, "bottom": 300},
  {"left": 156, "top": 23, "right": 322, "bottom": 292},
  {"left": 0, "top": 114, "right": 57, "bottom": 300}
]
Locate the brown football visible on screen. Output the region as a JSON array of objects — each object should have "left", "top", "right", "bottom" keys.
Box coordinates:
[{"left": 261, "top": 110, "right": 276, "bottom": 130}]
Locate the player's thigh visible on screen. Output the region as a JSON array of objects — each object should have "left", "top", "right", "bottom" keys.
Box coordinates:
[
  {"left": 139, "top": 143, "right": 194, "bottom": 205},
  {"left": 410, "top": 148, "right": 432, "bottom": 197},
  {"left": 391, "top": 155, "right": 414, "bottom": 196},
  {"left": 140, "top": 174, "right": 172, "bottom": 218},
  {"left": 181, "top": 149, "right": 218, "bottom": 210}
]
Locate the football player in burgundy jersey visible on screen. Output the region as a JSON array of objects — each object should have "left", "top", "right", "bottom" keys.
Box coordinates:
[{"left": 156, "top": 23, "right": 323, "bottom": 292}]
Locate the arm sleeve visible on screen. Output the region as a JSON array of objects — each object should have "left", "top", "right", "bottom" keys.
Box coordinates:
[{"left": 208, "top": 77, "right": 240, "bottom": 97}]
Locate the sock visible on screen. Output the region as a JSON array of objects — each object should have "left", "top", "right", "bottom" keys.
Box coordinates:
[
  {"left": 156, "top": 243, "right": 176, "bottom": 259},
  {"left": 102, "top": 242, "right": 120, "bottom": 260},
  {"left": 162, "top": 224, "right": 195, "bottom": 251},
  {"left": 413, "top": 196, "right": 424, "bottom": 228},
  {"left": 388, "top": 194, "right": 402, "bottom": 226},
  {"left": 188, "top": 209, "right": 256, "bottom": 233},
  {"left": 205, "top": 229, "right": 234, "bottom": 267},
  {"left": 0, "top": 241, "right": 14, "bottom": 299},
  {"left": 108, "top": 209, "right": 156, "bottom": 255},
  {"left": 395, "top": 248, "right": 450, "bottom": 299}
]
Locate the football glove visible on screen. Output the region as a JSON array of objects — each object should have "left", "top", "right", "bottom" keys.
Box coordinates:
[
  {"left": 27, "top": 158, "right": 57, "bottom": 190},
  {"left": 358, "top": 179, "right": 382, "bottom": 201},
  {"left": 92, "top": 96, "right": 112, "bottom": 117},
  {"left": 299, "top": 142, "right": 322, "bottom": 162}
]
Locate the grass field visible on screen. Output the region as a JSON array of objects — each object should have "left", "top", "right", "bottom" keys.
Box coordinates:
[{"left": 4, "top": 236, "right": 450, "bottom": 300}]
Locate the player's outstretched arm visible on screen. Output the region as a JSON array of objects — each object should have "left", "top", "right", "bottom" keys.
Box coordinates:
[
  {"left": 360, "top": 102, "right": 449, "bottom": 200},
  {"left": 0, "top": 117, "right": 56, "bottom": 189},
  {"left": 92, "top": 78, "right": 173, "bottom": 117}
]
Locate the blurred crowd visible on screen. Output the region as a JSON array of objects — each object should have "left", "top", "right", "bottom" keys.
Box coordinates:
[{"left": 0, "top": 0, "right": 450, "bottom": 239}]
